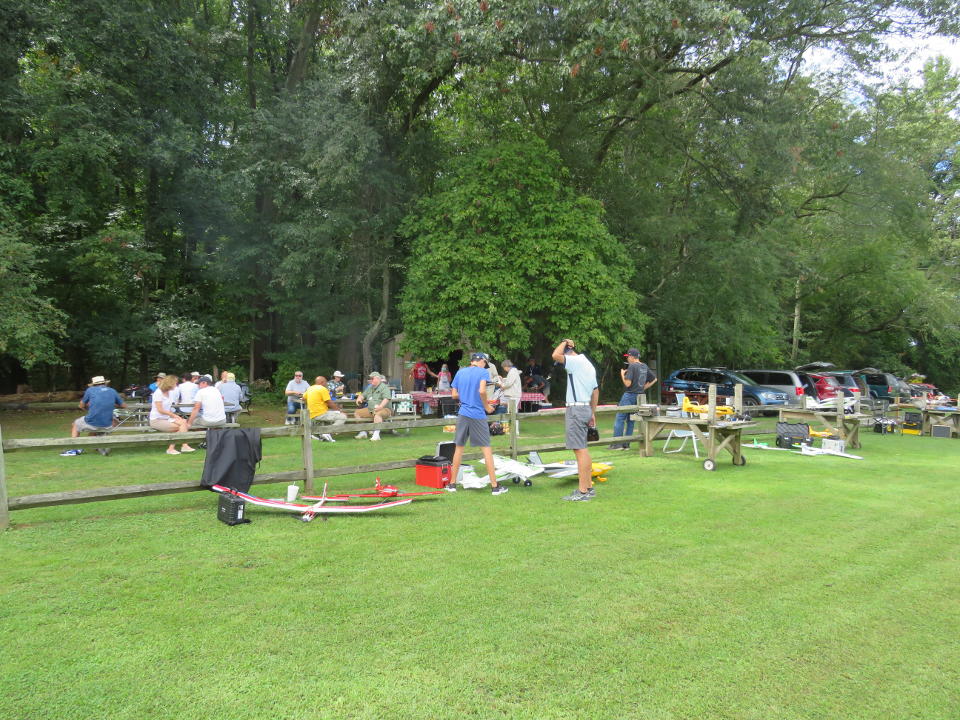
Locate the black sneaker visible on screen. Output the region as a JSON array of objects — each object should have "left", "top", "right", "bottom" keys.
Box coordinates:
[
  {"left": 561, "top": 489, "right": 592, "bottom": 502},
  {"left": 585, "top": 487, "right": 596, "bottom": 498},
  {"left": 491, "top": 485, "right": 509, "bottom": 496}
]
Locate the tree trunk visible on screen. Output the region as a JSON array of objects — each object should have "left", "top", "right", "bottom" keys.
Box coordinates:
[
  {"left": 285, "top": 2, "right": 325, "bottom": 92},
  {"left": 790, "top": 275, "right": 802, "bottom": 364},
  {"left": 360, "top": 263, "right": 390, "bottom": 376}
]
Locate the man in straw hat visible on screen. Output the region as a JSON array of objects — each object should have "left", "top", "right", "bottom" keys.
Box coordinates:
[{"left": 61, "top": 376, "right": 126, "bottom": 456}]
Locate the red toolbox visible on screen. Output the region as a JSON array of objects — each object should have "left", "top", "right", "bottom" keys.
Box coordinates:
[{"left": 415, "top": 455, "right": 451, "bottom": 488}]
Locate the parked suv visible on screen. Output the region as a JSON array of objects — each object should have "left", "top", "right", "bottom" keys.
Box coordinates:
[
  {"left": 664, "top": 368, "right": 789, "bottom": 413},
  {"left": 861, "top": 372, "right": 911, "bottom": 402}
]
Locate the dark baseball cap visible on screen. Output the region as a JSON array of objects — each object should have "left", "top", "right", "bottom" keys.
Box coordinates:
[
  {"left": 198, "top": 374, "right": 214, "bottom": 384},
  {"left": 470, "top": 352, "right": 489, "bottom": 362},
  {"left": 624, "top": 348, "right": 641, "bottom": 358}
]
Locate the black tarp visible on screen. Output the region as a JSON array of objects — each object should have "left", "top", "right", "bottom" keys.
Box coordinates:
[{"left": 200, "top": 428, "right": 262, "bottom": 493}]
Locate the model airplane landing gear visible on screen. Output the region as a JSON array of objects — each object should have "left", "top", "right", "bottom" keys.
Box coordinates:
[{"left": 703, "top": 459, "right": 716, "bottom": 471}]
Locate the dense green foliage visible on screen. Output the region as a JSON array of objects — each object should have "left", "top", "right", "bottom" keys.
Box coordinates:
[
  {"left": 0, "top": 0, "right": 958, "bottom": 391},
  {"left": 399, "top": 136, "right": 645, "bottom": 357}
]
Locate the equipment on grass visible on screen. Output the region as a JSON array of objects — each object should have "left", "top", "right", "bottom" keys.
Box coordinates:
[
  {"left": 217, "top": 492, "right": 251, "bottom": 526},
  {"left": 793, "top": 444, "right": 862, "bottom": 460},
  {"left": 415, "top": 455, "right": 452, "bottom": 488},
  {"left": 775, "top": 422, "right": 812, "bottom": 449},
  {"left": 211, "top": 483, "right": 414, "bottom": 522},
  {"left": 485, "top": 452, "right": 613, "bottom": 487},
  {"left": 874, "top": 417, "right": 898, "bottom": 434},
  {"left": 901, "top": 412, "right": 921, "bottom": 436}
]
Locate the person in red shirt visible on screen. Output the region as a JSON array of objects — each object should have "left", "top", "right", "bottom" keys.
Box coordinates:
[{"left": 410, "top": 358, "right": 437, "bottom": 392}]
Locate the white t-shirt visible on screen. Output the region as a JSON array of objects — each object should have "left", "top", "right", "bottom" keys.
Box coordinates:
[
  {"left": 150, "top": 389, "right": 177, "bottom": 421},
  {"left": 193, "top": 386, "right": 227, "bottom": 424},
  {"left": 178, "top": 381, "right": 198, "bottom": 405}
]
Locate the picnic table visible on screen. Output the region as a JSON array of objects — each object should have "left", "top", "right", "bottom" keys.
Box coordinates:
[
  {"left": 641, "top": 415, "right": 756, "bottom": 470},
  {"left": 777, "top": 408, "right": 869, "bottom": 449},
  {"left": 912, "top": 407, "right": 960, "bottom": 437}
]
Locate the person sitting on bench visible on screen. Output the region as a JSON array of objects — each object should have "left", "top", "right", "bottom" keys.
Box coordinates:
[
  {"left": 60, "top": 375, "right": 126, "bottom": 456},
  {"left": 150, "top": 373, "right": 195, "bottom": 455},
  {"left": 186, "top": 375, "right": 227, "bottom": 430}
]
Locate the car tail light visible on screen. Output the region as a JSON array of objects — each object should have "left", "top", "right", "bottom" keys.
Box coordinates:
[
  {"left": 887, "top": 386, "right": 892, "bottom": 394},
  {"left": 795, "top": 386, "right": 804, "bottom": 395}
]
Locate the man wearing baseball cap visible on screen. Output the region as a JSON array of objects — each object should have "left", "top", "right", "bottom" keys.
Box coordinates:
[
  {"left": 611, "top": 348, "right": 657, "bottom": 450},
  {"left": 448, "top": 353, "right": 507, "bottom": 495},
  {"left": 354, "top": 372, "right": 392, "bottom": 441}
]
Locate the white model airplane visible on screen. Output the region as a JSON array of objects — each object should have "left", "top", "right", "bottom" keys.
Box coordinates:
[{"left": 793, "top": 444, "right": 863, "bottom": 460}]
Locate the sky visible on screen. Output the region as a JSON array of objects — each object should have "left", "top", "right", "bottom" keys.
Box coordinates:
[{"left": 805, "top": 33, "right": 960, "bottom": 87}]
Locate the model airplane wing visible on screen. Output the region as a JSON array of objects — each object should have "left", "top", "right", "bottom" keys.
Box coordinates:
[
  {"left": 212, "top": 485, "right": 413, "bottom": 515},
  {"left": 492, "top": 454, "right": 544, "bottom": 479}
]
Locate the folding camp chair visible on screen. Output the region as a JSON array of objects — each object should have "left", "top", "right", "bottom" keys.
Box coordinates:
[{"left": 663, "top": 393, "right": 700, "bottom": 457}]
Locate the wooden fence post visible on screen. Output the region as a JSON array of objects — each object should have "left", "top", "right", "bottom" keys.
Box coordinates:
[
  {"left": 708, "top": 384, "right": 717, "bottom": 423},
  {"left": 509, "top": 400, "right": 518, "bottom": 460},
  {"left": 0, "top": 425, "right": 8, "bottom": 530},
  {"left": 734, "top": 383, "right": 743, "bottom": 413},
  {"left": 301, "top": 406, "right": 314, "bottom": 493}
]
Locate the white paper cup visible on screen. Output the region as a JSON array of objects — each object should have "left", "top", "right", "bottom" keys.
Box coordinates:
[{"left": 286, "top": 485, "right": 299, "bottom": 503}]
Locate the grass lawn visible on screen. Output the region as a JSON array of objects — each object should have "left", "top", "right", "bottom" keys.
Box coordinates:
[{"left": 1, "top": 407, "right": 958, "bottom": 719}]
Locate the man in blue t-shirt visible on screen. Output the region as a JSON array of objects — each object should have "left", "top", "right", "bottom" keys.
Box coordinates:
[
  {"left": 63, "top": 376, "right": 126, "bottom": 455},
  {"left": 448, "top": 353, "right": 507, "bottom": 496}
]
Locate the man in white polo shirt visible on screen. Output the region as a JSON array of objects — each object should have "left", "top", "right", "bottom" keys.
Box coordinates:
[
  {"left": 551, "top": 338, "right": 598, "bottom": 502},
  {"left": 186, "top": 375, "right": 227, "bottom": 429}
]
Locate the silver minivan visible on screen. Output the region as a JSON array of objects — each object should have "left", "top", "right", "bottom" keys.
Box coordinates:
[{"left": 737, "top": 369, "right": 806, "bottom": 406}]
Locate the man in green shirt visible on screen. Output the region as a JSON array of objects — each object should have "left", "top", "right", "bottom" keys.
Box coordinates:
[{"left": 354, "top": 372, "right": 393, "bottom": 441}]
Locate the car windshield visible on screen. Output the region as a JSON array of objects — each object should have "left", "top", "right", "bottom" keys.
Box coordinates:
[{"left": 726, "top": 371, "right": 759, "bottom": 386}]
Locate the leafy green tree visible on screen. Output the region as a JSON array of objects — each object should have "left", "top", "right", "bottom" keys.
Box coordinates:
[{"left": 399, "top": 135, "right": 644, "bottom": 361}]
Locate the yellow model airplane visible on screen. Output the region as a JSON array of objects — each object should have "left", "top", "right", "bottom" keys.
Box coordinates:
[
  {"left": 682, "top": 395, "right": 735, "bottom": 417},
  {"left": 591, "top": 462, "right": 614, "bottom": 481}
]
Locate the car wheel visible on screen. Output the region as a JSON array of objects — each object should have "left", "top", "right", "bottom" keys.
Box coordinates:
[{"left": 742, "top": 396, "right": 759, "bottom": 418}]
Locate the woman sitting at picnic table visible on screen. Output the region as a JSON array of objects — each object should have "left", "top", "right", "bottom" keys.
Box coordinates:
[{"left": 150, "top": 374, "right": 195, "bottom": 455}]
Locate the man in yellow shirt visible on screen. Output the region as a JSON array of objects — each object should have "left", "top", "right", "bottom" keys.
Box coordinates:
[{"left": 303, "top": 375, "right": 347, "bottom": 442}]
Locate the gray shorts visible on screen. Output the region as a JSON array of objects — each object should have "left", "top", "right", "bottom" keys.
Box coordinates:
[
  {"left": 74, "top": 417, "right": 112, "bottom": 434},
  {"left": 455, "top": 415, "right": 491, "bottom": 447},
  {"left": 565, "top": 405, "right": 592, "bottom": 449}
]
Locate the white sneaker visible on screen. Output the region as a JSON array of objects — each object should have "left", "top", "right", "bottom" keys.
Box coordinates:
[
  {"left": 355, "top": 431, "right": 368, "bottom": 439},
  {"left": 322, "top": 434, "right": 335, "bottom": 442}
]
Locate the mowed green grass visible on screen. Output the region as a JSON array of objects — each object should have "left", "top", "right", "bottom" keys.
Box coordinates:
[{"left": 1, "top": 409, "right": 958, "bottom": 719}]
